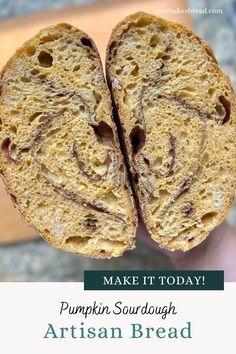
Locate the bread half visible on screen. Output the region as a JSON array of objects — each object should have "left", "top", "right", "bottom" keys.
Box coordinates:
[
  {"left": 106, "top": 12, "right": 236, "bottom": 251},
  {"left": 0, "top": 24, "right": 137, "bottom": 258}
]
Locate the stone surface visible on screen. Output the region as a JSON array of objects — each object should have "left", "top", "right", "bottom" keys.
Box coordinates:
[
  {"left": 0, "top": 0, "right": 235, "bottom": 281},
  {"left": 0, "top": 239, "right": 172, "bottom": 281},
  {"left": 0, "top": 0, "right": 94, "bottom": 19}
]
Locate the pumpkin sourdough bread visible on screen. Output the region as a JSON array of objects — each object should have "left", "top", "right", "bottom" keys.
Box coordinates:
[
  {"left": 106, "top": 12, "right": 236, "bottom": 251},
  {"left": 0, "top": 23, "right": 137, "bottom": 258}
]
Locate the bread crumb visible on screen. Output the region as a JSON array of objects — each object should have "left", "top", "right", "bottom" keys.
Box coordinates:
[{"left": 53, "top": 208, "right": 64, "bottom": 238}]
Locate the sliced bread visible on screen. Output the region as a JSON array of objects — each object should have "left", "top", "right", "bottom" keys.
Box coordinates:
[
  {"left": 0, "top": 24, "right": 137, "bottom": 258},
  {"left": 106, "top": 12, "right": 236, "bottom": 251}
]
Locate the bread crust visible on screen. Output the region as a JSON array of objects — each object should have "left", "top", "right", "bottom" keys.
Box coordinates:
[
  {"left": 1, "top": 14, "right": 236, "bottom": 256},
  {"left": 106, "top": 12, "right": 236, "bottom": 251},
  {"left": 0, "top": 23, "right": 137, "bottom": 258}
]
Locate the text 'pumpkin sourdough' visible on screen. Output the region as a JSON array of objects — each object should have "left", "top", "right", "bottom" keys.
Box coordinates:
[
  {"left": 0, "top": 24, "right": 137, "bottom": 258},
  {"left": 106, "top": 12, "right": 236, "bottom": 251}
]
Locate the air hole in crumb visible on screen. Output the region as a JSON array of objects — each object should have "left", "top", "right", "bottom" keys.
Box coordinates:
[
  {"left": 143, "top": 157, "right": 150, "bottom": 166},
  {"left": 10, "top": 193, "right": 17, "bottom": 203},
  {"left": 201, "top": 212, "right": 217, "bottom": 225},
  {"left": 94, "top": 91, "right": 102, "bottom": 105},
  {"left": 89, "top": 63, "right": 96, "bottom": 71},
  {"left": 159, "top": 189, "right": 170, "bottom": 199},
  {"left": 79, "top": 105, "right": 85, "bottom": 113},
  {"left": 215, "top": 103, "right": 225, "bottom": 116},
  {"left": 183, "top": 60, "right": 191, "bottom": 66},
  {"left": 38, "top": 202, "right": 45, "bottom": 208},
  {"left": 208, "top": 87, "right": 215, "bottom": 96},
  {"left": 162, "top": 70, "right": 170, "bottom": 76},
  {"left": 26, "top": 46, "right": 36, "bottom": 56},
  {"left": 219, "top": 95, "right": 230, "bottom": 124},
  {"left": 162, "top": 54, "right": 171, "bottom": 60},
  {"left": 21, "top": 146, "right": 30, "bottom": 153},
  {"left": 21, "top": 77, "right": 31, "bottom": 83},
  {"left": 116, "top": 68, "right": 123, "bottom": 75},
  {"left": 101, "top": 192, "right": 118, "bottom": 205},
  {"left": 132, "top": 18, "right": 148, "bottom": 28},
  {"left": 109, "top": 41, "right": 117, "bottom": 51},
  {"left": 28, "top": 112, "right": 42, "bottom": 123},
  {"left": 126, "top": 82, "right": 137, "bottom": 90},
  {"left": 150, "top": 35, "right": 159, "bottom": 47},
  {"left": 147, "top": 100, "right": 154, "bottom": 108},
  {"left": 45, "top": 128, "right": 61, "bottom": 138},
  {"left": 133, "top": 173, "right": 139, "bottom": 184},
  {"left": 73, "top": 64, "right": 80, "bottom": 71},
  {"left": 66, "top": 236, "right": 91, "bottom": 246},
  {"left": 153, "top": 156, "right": 162, "bottom": 167},
  {"left": 155, "top": 52, "right": 163, "bottom": 59},
  {"left": 131, "top": 64, "right": 139, "bottom": 76},
  {"left": 119, "top": 164, "right": 124, "bottom": 173},
  {"left": 40, "top": 34, "right": 60, "bottom": 43},
  {"left": 38, "top": 74, "right": 47, "bottom": 80},
  {"left": 130, "top": 125, "right": 145, "bottom": 155},
  {"left": 83, "top": 218, "right": 98, "bottom": 230},
  {"left": 1, "top": 138, "right": 11, "bottom": 157},
  {"left": 38, "top": 51, "right": 53, "bottom": 68},
  {"left": 181, "top": 204, "right": 193, "bottom": 217},
  {"left": 99, "top": 239, "right": 127, "bottom": 248},
  {"left": 81, "top": 37, "right": 93, "bottom": 48},
  {"left": 31, "top": 69, "right": 39, "bottom": 75},
  {"left": 92, "top": 121, "right": 115, "bottom": 148},
  {"left": 9, "top": 125, "right": 17, "bottom": 134}
]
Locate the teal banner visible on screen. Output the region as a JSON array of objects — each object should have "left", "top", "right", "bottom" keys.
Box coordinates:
[{"left": 84, "top": 270, "right": 224, "bottom": 291}]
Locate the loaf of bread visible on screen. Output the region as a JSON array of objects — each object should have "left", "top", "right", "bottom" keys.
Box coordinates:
[
  {"left": 106, "top": 12, "right": 236, "bottom": 251},
  {"left": 0, "top": 24, "right": 137, "bottom": 258},
  {"left": 1, "top": 14, "right": 236, "bottom": 257}
]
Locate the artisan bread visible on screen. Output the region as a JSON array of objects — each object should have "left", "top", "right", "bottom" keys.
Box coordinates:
[
  {"left": 106, "top": 12, "right": 236, "bottom": 251},
  {"left": 0, "top": 24, "right": 137, "bottom": 258}
]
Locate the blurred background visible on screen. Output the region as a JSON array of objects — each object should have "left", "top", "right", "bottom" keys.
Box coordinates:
[{"left": 0, "top": 0, "right": 235, "bottom": 281}]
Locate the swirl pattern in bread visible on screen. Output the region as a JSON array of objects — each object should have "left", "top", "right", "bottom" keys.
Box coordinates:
[
  {"left": 106, "top": 12, "right": 236, "bottom": 251},
  {"left": 0, "top": 24, "right": 137, "bottom": 258}
]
